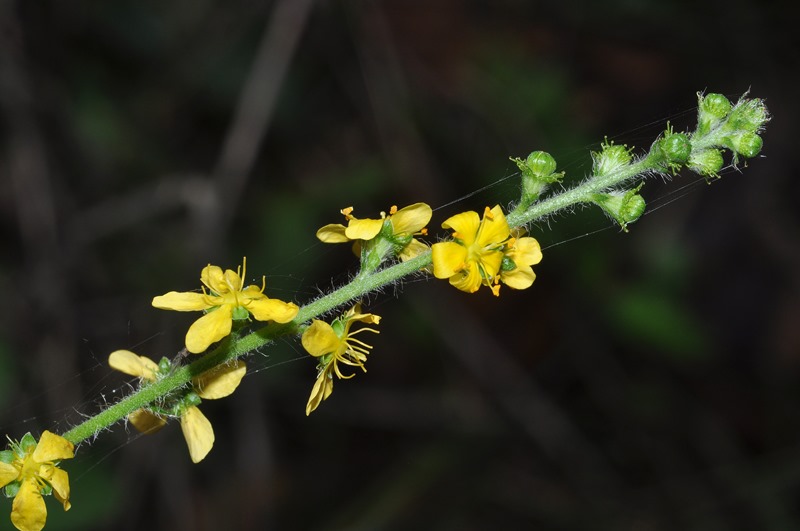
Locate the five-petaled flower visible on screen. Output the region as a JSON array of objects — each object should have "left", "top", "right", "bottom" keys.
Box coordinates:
[
  {"left": 316, "top": 203, "right": 432, "bottom": 261},
  {"left": 431, "top": 205, "right": 512, "bottom": 295},
  {"left": 301, "top": 304, "right": 381, "bottom": 415},
  {"left": 152, "top": 258, "right": 299, "bottom": 353},
  {"left": 0, "top": 430, "right": 74, "bottom": 531},
  {"left": 108, "top": 350, "right": 247, "bottom": 463}
]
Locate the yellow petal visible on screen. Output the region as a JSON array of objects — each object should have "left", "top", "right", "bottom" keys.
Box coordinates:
[
  {"left": 475, "top": 205, "right": 510, "bottom": 248},
  {"left": 185, "top": 305, "right": 233, "bottom": 354},
  {"left": 390, "top": 203, "right": 432, "bottom": 235},
  {"left": 246, "top": 297, "right": 299, "bottom": 323},
  {"left": 223, "top": 268, "right": 243, "bottom": 293},
  {"left": 441, "top": 210, "right": 480, "bottom": 244},
  {"left": 345, "top": 218, "right": 384, "bottom": 240},
  {"left": 316, "top": 223, "right": 350, "bottom": 243},
  {"left": 31, "top": 431, "right": 74, "bottom": 463},
  {"left": 479, "top": 249, "right": 504, "bottom": 279},
  {"left": 0, "top": 462, "right": 19, "bottom": 488},
  {"left": 397, "top": 238, "right": 429, "bottom": 262},
  {"left": 431, "top": 241, "right": 467, "bottom": 279},
  {"left": 11, "top": 479, "right": 47, "bottom": 531},
  {"left": 301, "top": 321, "right": 342, "bottom": 358},
  {"left": 305, "top": 370, "right": 334, "bottom": 416},
  {"left": 200, "top": 265, "right": 226, "bottom": 294},
  {"left": 193, "top": 361, "right": 247, "bottom": 400},
  {"left": 180, "top": 406, "right": 214, "bottom": 463},
  {"left": 108, "top": 350, "right": 159, "bottom": 381},
  {"left": 152, "top": 291, "right": 210, "bottom": 312},
  {"left": 510, "top": 236, "right": 542, "bottom": 266},
  {"left": 47, "top": 467, "right": 70, "bottom": 511},
  {"left": 128, "top": 409, "right": 167, "bottom": 434},
  {"left": 449, "top": 262, "right": 482, "bottom": 293},
  {"left": 501, "top": 266, "right": 536, "bottom": 290}
]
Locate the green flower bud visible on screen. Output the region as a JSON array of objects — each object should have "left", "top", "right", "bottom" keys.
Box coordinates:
[
  {"left": 696, "top": 92, "right": 732, "bottom": 136},
  {"left": 591, "top": 184, "right": 646, "bottom": 231},
  {"left": 512, "top": 151, "right": 561, "bottom": 182},
  {"left": 510, "top": 150, "right": 564, "bottom": 205},
  {"left": 592, "top": 141, "right": 632, "bottom": 176},
  {"left": 729, "top": 132, "right": 763, "bottom": 158},
  {"left": 158, "top": 356, "right": 172, "bottom": 374},
  {"left": 688, "top": 148, "right": 724, "bottom": 177},
  {"left": 658, "top": 131, "right": 692, "bottom": 166}
]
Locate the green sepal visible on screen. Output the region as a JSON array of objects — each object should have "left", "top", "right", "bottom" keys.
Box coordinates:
[
  {"left": 173, "top": 392, "right": 202, "bottom": 417},
  {"left": 591, "top": 183, "right": 646, "bottom": 232},
  {"left": 158, "top": 357, "right": 172, "bottom": 375},
  {"left": 0, "top": 449, "right": 13, "bottom": 464},
  {"left": 331, "top": 318, "right": 346, "bottom": 337},
  {"left": 19, "top": 433, "right": 36, "bottom": 454},
  {"left": 40, "top": 483, "right": 53, "bottom": 496},
  {"left": 4, "top": 481, "right": 20, "bottom": 498},
  {"left": 500, "top": 255, "right": 517, "bottom": 272},
  {"left": 232, "top": 305, "right": 250, "bottom": 321},
  {"left": 592, "top": 140, "right": 632, "bottom": 176}
]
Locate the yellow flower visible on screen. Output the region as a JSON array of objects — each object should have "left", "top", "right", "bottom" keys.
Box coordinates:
[
  {"left": 301, "top": 304, "right": 380, "bottom": 415},
  {"left": 0, "top": 430, "right": 74, "bottom": 531},
  {"left": 152, "top": 258, "right": 299, "bottom": 353},
  {"left": 431, "top": 205, "right": 511, "bottom": 294},
  {"left": 498, "top": 230, "right": 543, "bottom": 293},
  {"left": 316, "top": 203, "right": 432, "bottom": 261},
  {"left": 108, "top": 350, "right": 247, "bottom": 463}
]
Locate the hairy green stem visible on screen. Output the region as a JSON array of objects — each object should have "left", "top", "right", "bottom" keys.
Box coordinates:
[{"left": 60, "top": 92, "right": 768, "bottom": 446}]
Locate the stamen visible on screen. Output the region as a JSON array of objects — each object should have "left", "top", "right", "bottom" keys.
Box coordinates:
[
  {"left": 483, "top": 206, "right": 494, "bottom": 220},
  {"left": 389, "top": 205, "right": 398, "bottom": 215},
  {"left": 341, "top": 206, "right": 355, "bottom": 220}
]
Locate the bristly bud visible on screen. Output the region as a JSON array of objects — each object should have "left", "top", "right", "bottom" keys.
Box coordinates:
[
  {"left": 592, "top": 140, "right": 632, "bottom": 176},
  {"left": 728, "top": 132, "right": 763, "bottom": 158},
  {"left": 688, "top": 148, "right": 724, "bottom": 179},
  {"left": 591, "top": 183, "right": 646, "bottom": 232},
  {"left": 510, "top": 151, "right": 564, "bottom": 206},
  {"left": 696, "top": 93, "right": 732, "bottom": 136},
  {"left": 658, "top": 130, "right": 692, "bottom": 166},
  {"left": 725, "top": 96, "right": 769, "bottom": 134},
  {"left": 512, "top": 151, "right": 562, "bottom": 183}
]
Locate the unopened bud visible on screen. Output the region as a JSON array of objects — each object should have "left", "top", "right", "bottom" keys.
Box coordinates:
[
  {"left": 592, "top": 141, "right": 632, "bottom": 176},
  {"left": 688, "top": 148, "right": 724, "bottom": 177}
]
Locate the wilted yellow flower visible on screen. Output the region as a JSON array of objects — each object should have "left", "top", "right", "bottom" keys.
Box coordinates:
[
  {"left": 431, "top": 205, "right": 511, "bottom": 294},
  {"left": 316, "top": 203, "right": 432, "bottom": 261},
  {"left": 108, "top": 350, "right": 246, "bottom": 463},
  {"left": 0, "top": 431, "right": 74, "bottom": 531},
  {"left": 152, "top": 258, "right": 299, "bottom": 353},
  {"left": 301, "top": 304, "right": 380, "bottom": 415}
]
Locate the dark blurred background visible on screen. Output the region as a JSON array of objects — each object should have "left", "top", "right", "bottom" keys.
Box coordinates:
[{"left": 1, "top": 1, "right": 798, "bottom": 530}]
